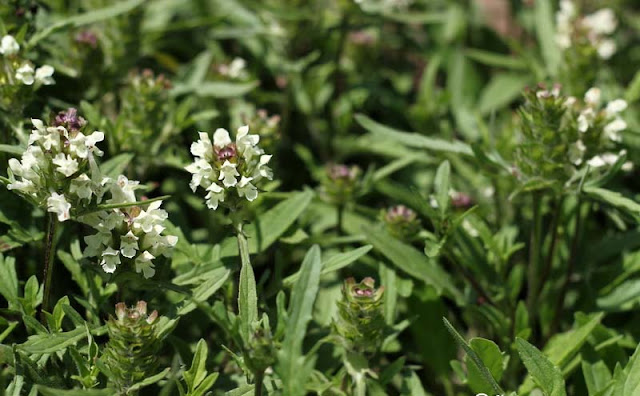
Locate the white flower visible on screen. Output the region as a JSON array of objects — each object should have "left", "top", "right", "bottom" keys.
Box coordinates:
[
  {"left": 597, "top": 39, "right": 616, "bottom": 59},
  {"left": 219, "top": 160, "right": 239, "bottom": 187},
  {"left": 185, "top": 159, "right": 213, "bottom": 192},
  {"left": 604, "top": 119, "right": 626, "bottom": 142},
  {"left": 84, "top": 232, "right": 111, "bottom": 257},
  {"left": 191, "top": 132, "right": 213, "bottom": 157},
  {"left": 70, "top": 174, "right": 93, "bottom": 200},
  {"left": 35, "top": 65, "right": 55, "bottom": 85},
  {"left": 583, "top": 9, "right": 617, "bottom": 35},
  {"left": 70, "top": 131, "right": 105, "bottom": 158},
  {"left": 253, "top": 154, "right": 273, "bottom": 180},
  {"left": 236, "top": 125, "right": 260, "bottom": 160},
  {"left": 135, "top": 251, "right": 156, "bottom": 278},
  {"left": 120, "top": 231, "right": 139, "bottom": 259},
  {"left": 213, "top": 128, "right": 232, "bottom": 148},
  {"left": 100, "top": 247, "right": 121, "bottom": 273},
  {"left": 133, "top": 201, "right": 168, "bottom": 233},
  {"left": 0, "top": 35, "right": 19, "bottom": 56},
  {"left": 568, "top": 140, "right": 586, "bottom": 165},
  {"left": 15, "top": 63, "right": 35, "bottom": 85},
  {"left": 52, "top": 153, "right": 79, "bottom": 177},
  {"left": 237, "top": 176, "right": 258, "bottom": 201},
  {"left": 109, "top": 175, "right": 139, "bottom": 204},
  {"left": 7, "top": 179, "right": 35, "bottom": 193},
  {"left": 605, "top": 99, "right": 627, "bottom": 116},
  {"left": 47, "top": 192, "right": 71, "bottom": 222},
  {"left": 205, "top": 183, "right": 225, "bottom": 209},
  {"left": 584, "top": 88, "right": 601, "bottom": 106},
  {"left": 577, "top": 108, "right": 594, "bottom": 132},
  {"left": 587, "top": 152, "right": 623, "bottom": 168}
]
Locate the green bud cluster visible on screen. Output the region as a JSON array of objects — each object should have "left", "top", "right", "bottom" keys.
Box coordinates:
[
  {"left": 320, "top": 164, "right": 361, "bottom": 205},
  {"left": 381, "top": 205, "right": 421, "bottom": 242},
  {"left": 333, "top": 277, "right": 386, "bottom": 353},
  {"left": 101, "top": 301, "right": 162, "bottom": 393},
  {"left": 244, "top": 320, "right": 278, "bottom": 375}
]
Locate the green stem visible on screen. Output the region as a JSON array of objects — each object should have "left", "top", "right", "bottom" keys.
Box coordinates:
[
  {"left": 549, "top": 200, "right": 586, "bottom": 336},
  {"left": 41, "top": 213, "right": 59, "bottom": 321},
  {"left": 537, "top": 197, "right": 563, "bottom": 297},
  {"left": 337, "top": 203, "right": 345, "bottom": 235},
  {"left": 526, "top": 192, "right": 543, "bottom": 315},
  {"left": 254, "top": 371, "right": 264, "bottom": 396}
]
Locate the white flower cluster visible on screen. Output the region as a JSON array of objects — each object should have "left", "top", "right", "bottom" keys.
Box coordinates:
[
  {"left": 80, "top": 176, "right": 178, "bottom": 278},
  {"left": 566, "top": 88, "right": 629, "bottom": 169},
  {"left": 556, "top": 1, "right": 617, "bottom": 59},
  {"left": 217, "top": 58, "right": 247, "bottom": 79},
  {"left": 6, "top": 118, "right": 106, "bottom": 222},
  {"left": 185, "top": 125, "right": 273, "bottom": 210},
  {"left": 0, "top": 35, "right": 55, "bottom": 86}
]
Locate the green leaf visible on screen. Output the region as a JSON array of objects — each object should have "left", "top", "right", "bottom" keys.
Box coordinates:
[
  {"left": 354, "top": 114, "right": 472, "bottom": 155},
  {"left": 28, "top": 0, "right": 146, "bottom": 47},
  {"left": 237, "top": 233, "right": 258, "bottom": 344},
  {"left": 535, "top": 0, "right": 560, "bottom": 76},
  {"left": 364, "top": 227, "right": 463, "bottom": 304},
  {"left": 184, "top": 339, "right": 209, "bottom": 392},
  {"left": 177, "top": 266, "right": 230, "bottom": 316},
  {"left": 127, "top": 368, "right": 171, "bottom": 392},
  {"left": 516, "top": 338, "right": 567, "bottom": 396},
  {"left": 219, "top": 190, "right": 314, "bottom": 257},
  {"left": 466, "top": 338, "right": 505, "bottom": 394},
  {"left": 443, "top": 318, "right": 504, "bottom": 395},
  {"left": 434, "top": 160, "right": 451, "bottom": 216},
  {"left": 0, "top": 144, "right": 24, "bottom": 155},
  {"left": 625, "top": 69, "right": 640, "bottom": 103},
  {"left": 0, "top": 254, "right": 18, "bottom": 308},
  {"left": 611, "top": 342, "right": 640, "bottom": 396},
  {"left": 477, "top": 74, "right": 530, "bottom": 115},
  {"left": 277, "top": 245, "right": 322, "bottom": 396},
  {"left": 171, "top": 81, "right": 259, "bottom": 98},
  {"left": 598, "top": 279, "right": 640, "bottom": 311},
  {"left": 100, "top": 153, "right": 135, "bottom": 179},
  {"left": 20, "top": 325, "right": 107, "bottom": 354},
  {"left": 582, "top": 360, "right": 612, "bottom": 396},
  {"left": 543, "top": 313, "right": 604, "bottom": 368},
  {"left": 583, "top": 186, "right": 640, "bottom": 218},
  {"left": 464, "top": 48, "right": 528, "bottom": 70},
  {"left": 36, "top": 386, "right": 116, "bottom": 396},
  {"left": 282, "top": 245, "right": 372, "bottom": 286}
]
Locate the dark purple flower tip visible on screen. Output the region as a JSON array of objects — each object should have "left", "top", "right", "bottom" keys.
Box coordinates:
[
  {"left": 74, "top": 30, "right": 98, "bottom": 48},
  {"left": 54, "top": 108, "right": 87, "bottom": 132}
]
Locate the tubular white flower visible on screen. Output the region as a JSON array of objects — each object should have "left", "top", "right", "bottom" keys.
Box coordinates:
[
  {"left": 52, "top": 153, "right": 79, "bottom": 177},
  {"left": 100, "top": 247, "right": 121, "bottom": 273},
  {"left": 0, "top": 35, "right": 19, "bottom": 55},
  {"left": 191, "top": 132, "right": 213, "bottom": 158},
  {"left": 583, "top": 9, "right": 617, "bottom": 35},
  {"left": 219, "top": 160, "right": 239, "bottom": 187},
  {"left": 604, "top": 119, "right": 626, "bottom": 142},
  {"left": 133, "top": 201, "right": 169, "bottom": 233},
  {"left": 70, "top": 174, "right": 93, "bottom": 200},
  {"left": 205, "top": 183, "right": 225, "bottom": 209},
  {"left": 597, "top": 40, "right": 616, "bottom": 60},
  {"left": 135, "top": 251, "right": 156, "bottom": 279},
  {"left": 213, "top": 128, "right": 232, "bottom": 147},
  {"left": 35, "top": 65, "right": 55, "bottom": 85},
  {"left": 47, "top": 192, "right": 71, "bottom": 222},
  {"left": 120, "top": 231, "right": 139, "bottom": 259},
  {"left": 15, "top": 63, "right": 35, "bottom": 85},
  {"left": 185, "top": 159, "right": 213, "bottom": 192},
  {"left": 237, "top": 176, "right": 258, "bottom": 201},
  {"left": 109, "top": 175, "right": 139, "bottom": 204},
  {"left": 584, "top": 88, "right": 601, "bottom": 106},
  {"left": 605, "top": 99, "right": 627, "bottom": 116}
]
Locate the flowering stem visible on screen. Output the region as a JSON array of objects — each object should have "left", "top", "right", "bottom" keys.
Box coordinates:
[
  {"left": 41, "top": 213, "right": 59, "bottom": 321},
  {"left": 526, "top": 192, "right": 543, "bottom": 318},
  {"left": 254, "top": 371, "right": 264, "bottom": 396}
]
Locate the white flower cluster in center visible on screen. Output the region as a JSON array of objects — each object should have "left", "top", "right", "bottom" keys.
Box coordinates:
[
  {"left": 80, "top": 175, "right": 178, "bottom": 279},
  {"left": 185, "top": 125, "right": 273, "bottom": 210}
]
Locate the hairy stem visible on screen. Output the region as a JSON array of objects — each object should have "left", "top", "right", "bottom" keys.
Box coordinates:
[
  {"left": 254, "top": 371, "right": 264, "bottom": 396},
  {"left": 41, "top": 213, "right": 58, "bottom": 320}
]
